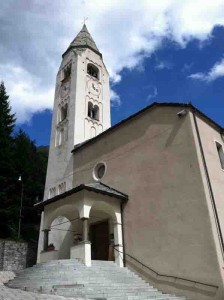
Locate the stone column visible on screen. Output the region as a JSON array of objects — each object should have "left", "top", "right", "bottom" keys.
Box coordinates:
[
  {"left": 70, "top": 218, "right": 91, "bottom": 266},
  {"left": 82, "top": 218, "right": 89, "bottom": 242},
  {"left": 43, "top": 229, "right": 50, "bottom": 251}
]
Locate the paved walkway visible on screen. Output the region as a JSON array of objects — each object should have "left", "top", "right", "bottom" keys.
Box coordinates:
[{"left": 0, "top": 271, "right": 85, "bottom": 300}]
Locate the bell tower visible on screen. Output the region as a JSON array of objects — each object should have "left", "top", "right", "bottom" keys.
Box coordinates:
[{"left": 43, "top": 25, "right": 111, "bottom": 200}]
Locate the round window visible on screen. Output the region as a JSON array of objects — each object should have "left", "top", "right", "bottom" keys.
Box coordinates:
[{"left": 93, "top": 162, "right": 106, "bottom": 181}]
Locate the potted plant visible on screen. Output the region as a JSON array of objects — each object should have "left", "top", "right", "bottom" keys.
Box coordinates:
[{"left": 47, "top": 243, "right": 55, "bottom": 251}]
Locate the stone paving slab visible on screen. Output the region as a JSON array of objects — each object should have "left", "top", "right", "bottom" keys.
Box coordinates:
[{"left": 0, "top": 271, "right": 86, "bottom": 300}]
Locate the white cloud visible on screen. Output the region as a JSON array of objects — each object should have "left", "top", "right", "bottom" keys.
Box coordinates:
[
  {"left": 0, "top": 64, "right": 54, "bottom": 123},
  {"left": 1, "top": 0, "right": 224, "bottom": 122},
  {"left": 182, "top": 63, "right": 194, "bottom": 73},
  {"left": 146, "top": 86, "right": 158, "bottom": 102},
  {"left": 189, "top": 58, "right": 224, "bottom": 82},
  {"left": 155, "top": 61, "right": 173, "bottom": 70},
  {"left": 110, "top": 89, "right": 121, "bottom": 107}
]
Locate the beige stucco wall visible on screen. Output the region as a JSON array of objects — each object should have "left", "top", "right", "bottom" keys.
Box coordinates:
[
  {"left": 192, "top": 114, "right": 224, "bottom": 285},
  {"left": 72, "top": 106, "right": 223, "bottom": 300}
]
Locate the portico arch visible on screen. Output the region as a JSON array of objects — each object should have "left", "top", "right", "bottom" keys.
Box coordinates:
[
  {"left": 36, "top": 182, "right": 128, "bottom": 267},
  {"left": 40, "top": 203, "right": 82, "bottom": 262},
  {"left": 49, "top": 216, "right": 74, "bottom": 259},
  {"left": 44, "top": 203, "right": 79, "bottom": 229}
]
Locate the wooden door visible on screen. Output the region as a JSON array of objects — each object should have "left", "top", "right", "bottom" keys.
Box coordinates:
[{"left": 90, "top": 221, "right": 109, "bottom": 260}]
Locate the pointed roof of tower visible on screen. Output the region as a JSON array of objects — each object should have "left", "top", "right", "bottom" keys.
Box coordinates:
[{"left": 63, "top": 24, "right": 102, "bottom": 57}]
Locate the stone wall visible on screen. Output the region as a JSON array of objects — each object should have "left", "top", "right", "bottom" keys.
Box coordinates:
[
  {"left": 0, "top": 242, "right": 4, "bottom": 270},
  {"left": 0, "top": 240, "right": 28, "bottom": 271}
]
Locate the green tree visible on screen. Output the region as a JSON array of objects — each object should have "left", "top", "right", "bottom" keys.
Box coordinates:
[
  {"left": 0, "top": 82, "right": 16, "bottom": 238},
  {"left": 13, "top": 130, "right": 48, "bottom": 241},
  {"left": 0, "top": 83, "right": 48, "bottom": 241}
]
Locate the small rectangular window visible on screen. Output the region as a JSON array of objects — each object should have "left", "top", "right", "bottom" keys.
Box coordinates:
[
  {"left": 49, "top": 187, "right": 56, "bottom": 198},
  {"left": 216, "top": 142, "right": 224, "bottom": 170}
]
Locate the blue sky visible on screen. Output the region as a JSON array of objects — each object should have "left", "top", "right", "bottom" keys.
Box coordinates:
[
  {"left": 112, "top": 26, "right": 224, "bottom": 127},
  {"left": 1, "top": 1, "right": 224, "bottom": 146},
  {"left": 18, "top": 26, "right": 224, "bottom": 146}
]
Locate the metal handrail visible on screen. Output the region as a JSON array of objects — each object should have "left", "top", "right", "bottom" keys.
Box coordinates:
[{"left": 113, "top": 246, "right": 218, "bottom": 290}]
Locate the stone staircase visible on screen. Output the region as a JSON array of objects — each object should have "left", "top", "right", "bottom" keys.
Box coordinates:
[{"left": 6, "top": 259, "right": 186, "bottom": 300}]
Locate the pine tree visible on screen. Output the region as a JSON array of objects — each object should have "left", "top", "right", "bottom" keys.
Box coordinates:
[
  {"left": 0, "top": 82, "right": 16, "bottom": 237},
  {"left": 0, "top": 82, "right": 47, "bottom": 241},
  {"left": 13, "top": 130, "right": 48, "bottom": 241},
  {"left": 0, "top": 82, "right": 16, "bottom": 138}
]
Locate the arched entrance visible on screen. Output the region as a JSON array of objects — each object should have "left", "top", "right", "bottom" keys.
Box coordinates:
[
  {"left": 89, "top": 203, "right": 115, "bottom": 261},
  {"left": 37, "top": 182, "right": 128, "bottom": 267}
]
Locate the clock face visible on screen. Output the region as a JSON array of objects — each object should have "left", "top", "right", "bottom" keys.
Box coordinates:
[
  {"left": 87, "top": 79, "right": 101, "bottom": 96},
  {"left": 61, "top": 81, "right": 70, "bottom": 98}
]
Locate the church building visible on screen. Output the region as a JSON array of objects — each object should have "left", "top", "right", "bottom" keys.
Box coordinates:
[{"left": 36, "top": 25, "right": 224, "bottom": 300}]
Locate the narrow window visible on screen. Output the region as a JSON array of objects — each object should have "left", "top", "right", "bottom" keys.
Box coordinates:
[
  {"left": 216, "top": 142, "right": 224, "bottom": 169},
  {"left": 61, "top": 104, "right": 68, "bottom": 121},
  {"left": 88, "top": 102, "right": 93, "bottom": 118},
  {"left": 87, "top": 63, "right": 99, "bottom": 79},
  {"left": 92, "top": 105, "right": 99, "bottom": 121},
  {"left": 59, "top": 128, "right": 64, "bottom": 145},
  {"left": 58, "top": 182, "right": 66, "bottom": 194},
  {"left": 49, "top": 187, "right": 56, "bottom": 198}
]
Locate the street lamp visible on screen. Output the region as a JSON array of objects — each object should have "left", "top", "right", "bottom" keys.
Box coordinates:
[{"left": 18, "top": 176, "right": 24, "bottom": 240}]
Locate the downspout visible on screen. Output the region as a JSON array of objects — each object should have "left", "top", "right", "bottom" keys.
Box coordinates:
[
  {"left": 192, "top": 110, "right": 224, "bottom": 261},
  {"left": 120, "top": 202, "right": 126, "bottom": 267}
]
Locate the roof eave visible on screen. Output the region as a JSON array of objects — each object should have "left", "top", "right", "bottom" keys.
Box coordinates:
[
  {"left": 62, "top": 45, "right": 102, "bottom": 58},
  {"left": 34, "top": 184, "right": 128, "bottom": 209},
  {"left": 72, "top": 102, "right": 224, "bottom": 153}
]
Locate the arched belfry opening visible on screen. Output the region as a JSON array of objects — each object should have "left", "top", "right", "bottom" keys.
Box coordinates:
[
  {"left": 87, "top": 63, "right": 99, "bottom": 80},
  {"left": 88, "top": 102, "right": 99, "bottom": 121},
  {"left": 92, "top": 105, "right": 99, "bottom": 121}
]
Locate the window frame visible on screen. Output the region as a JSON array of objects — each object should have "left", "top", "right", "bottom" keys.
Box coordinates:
[{"left": 215, "top": 141, "right": 224, "bottom": 170}]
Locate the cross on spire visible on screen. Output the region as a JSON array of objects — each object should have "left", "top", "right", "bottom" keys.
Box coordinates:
[{"left": 82, "top": 17, "right": 88, "bottom": 25}]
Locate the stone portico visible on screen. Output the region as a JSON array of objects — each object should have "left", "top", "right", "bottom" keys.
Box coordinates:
[{"left": 36, "top": 183, "right": 128, "bottom": 267}]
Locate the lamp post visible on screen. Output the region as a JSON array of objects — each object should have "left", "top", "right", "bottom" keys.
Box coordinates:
[{"left": 18, "top": 176, "right": 24, "bottom": 240}]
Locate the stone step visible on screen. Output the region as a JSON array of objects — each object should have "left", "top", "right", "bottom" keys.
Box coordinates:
[{"left": 6, "top": 259, "right": 187, "bottom": 300}]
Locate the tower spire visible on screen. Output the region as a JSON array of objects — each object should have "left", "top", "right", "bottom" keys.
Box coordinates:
[{"left": 64, "top": 24, "right": 101, "bottom": 57}]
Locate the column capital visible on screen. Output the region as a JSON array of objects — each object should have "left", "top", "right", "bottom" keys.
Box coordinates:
[
  {"left": 113, "top": 222, "right": 122, "bottom": 226},
  {"left": 80, "top": 217, "right": 89, "bottom": 221}
]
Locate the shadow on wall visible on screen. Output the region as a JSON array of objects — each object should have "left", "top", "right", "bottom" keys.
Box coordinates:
[
  {"left": 49, "top": 216, "right": 74, "bottom": 259},
  {"left": 126, "top": 258, "right": 219, "bottom": 300},
  {"left": 73, "top": 107, "right": 187, "bottom": 169}
]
